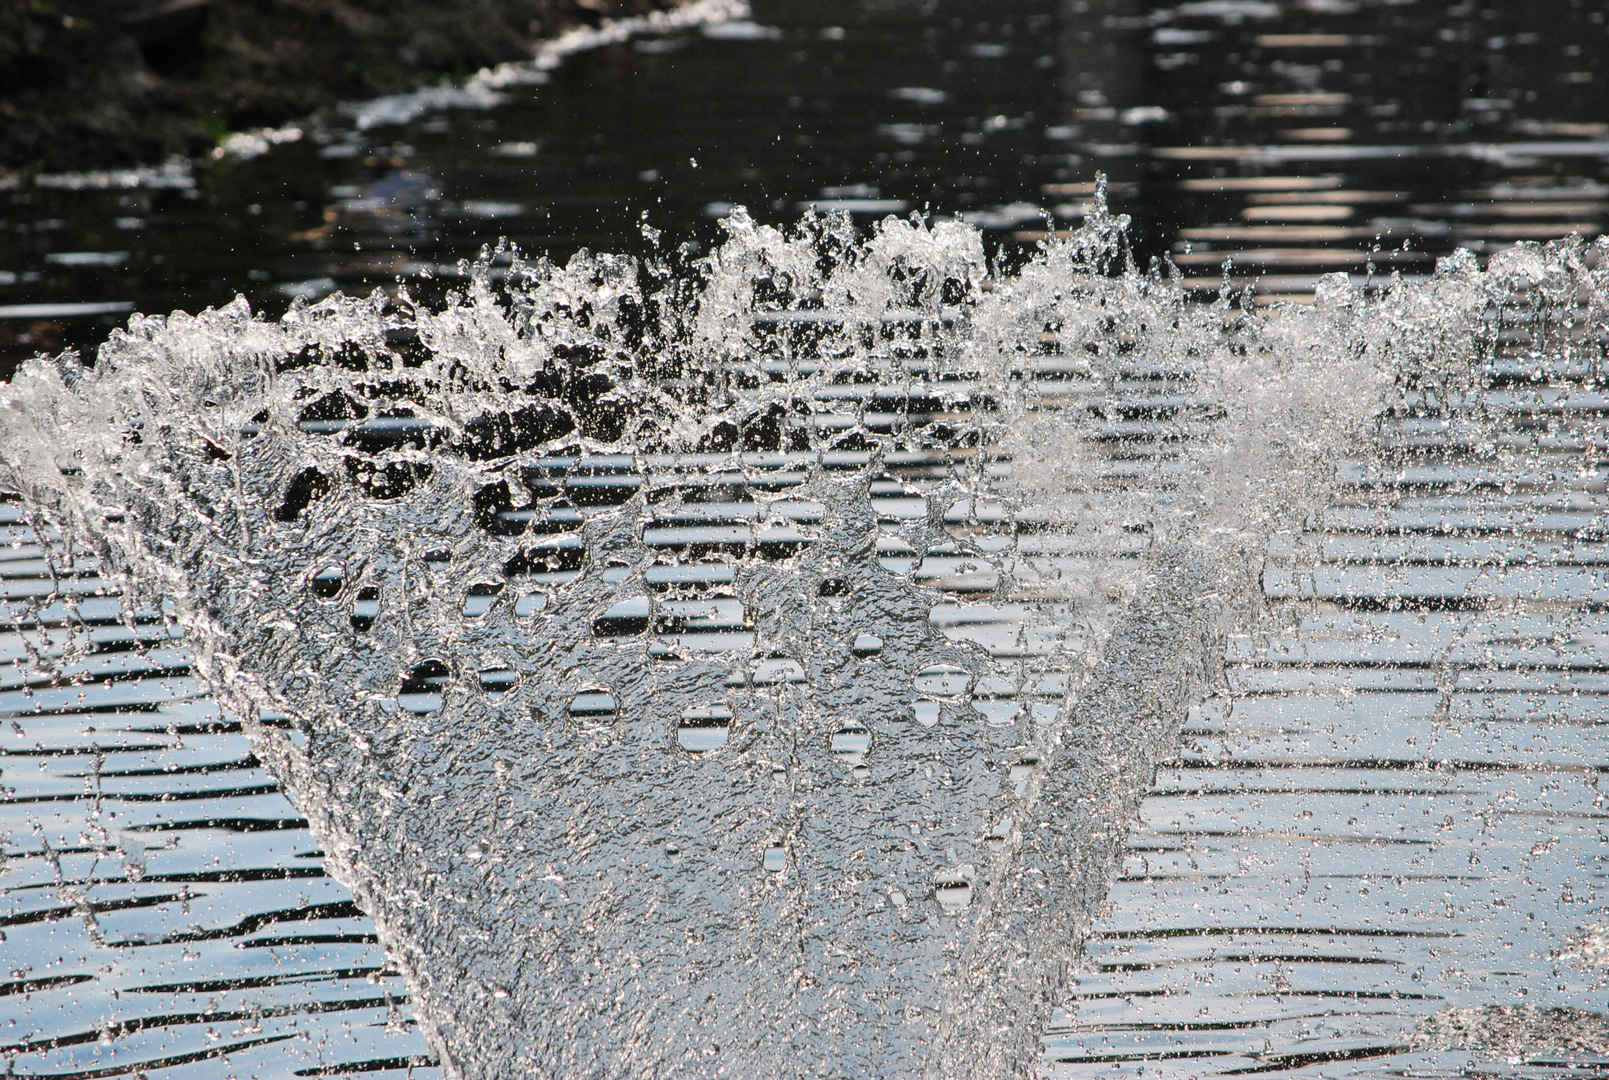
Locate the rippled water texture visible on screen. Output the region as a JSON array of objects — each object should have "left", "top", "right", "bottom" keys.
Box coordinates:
[
  {"left": 6, "top": 187, "right": 1589, "bottom": 1075},
  {"left": 2, "top": 1, "right": 1608, "bottom": 1077},
  {"left": 4, "top": 0, "right": 1609, "bottom": 367}
]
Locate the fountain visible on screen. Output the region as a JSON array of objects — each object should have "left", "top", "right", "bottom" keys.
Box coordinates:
[{"left": 2, "top": 194, "right": 1585, "bottom": 1077}]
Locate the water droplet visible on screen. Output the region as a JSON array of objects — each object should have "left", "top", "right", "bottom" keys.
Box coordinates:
[
  {"left": 888, "top": 887, "right": 908, "bottom": 908},
  {"left": 399, "top": 659, "right": 450, "bottom": 713},
  {"left": 677, "top": 702, "right": 733, "bottom": 752},
  {"left": 567, "top": 689, "right": 618, "bottom": 720},
  {"left": 912, "top": 699, "right": 941, "bottom": 726},
  {"left": 830, "top": 723, "right": 871, "bottom": 767},
  {"left": 914, "top": 664, "right": 970, "bottom": 696},
  {"left": 851, "top": 633, "right": 883, "bottom": 657},
  {"left": 762, "top": 845, "right": 787, "bottom": 872},
  {"left": 311, "top": 565, "right": 344, "bottom": 599},
  {"left": 935, "top": 866, "right": 975, "bottom": 913}
]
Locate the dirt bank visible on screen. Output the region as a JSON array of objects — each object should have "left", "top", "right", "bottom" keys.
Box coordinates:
[{"left": 0, "top": 0, "right": 687, "bottom": 170}]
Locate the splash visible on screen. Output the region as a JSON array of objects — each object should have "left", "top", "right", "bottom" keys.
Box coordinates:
[
  {"left": 2, "top": 196, "right": 1589, "bottom": 1078},
  {"left": 1415, "top": 1006, "right": 1609, "bottom": 1058}
]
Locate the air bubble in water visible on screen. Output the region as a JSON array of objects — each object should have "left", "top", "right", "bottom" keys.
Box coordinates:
[
  {"left": 478, "top": 665, "right": 518, "bottom": 701},
  {"left": 830, "top": 723, "right": 871, "bottom": 767},
  {"left": 972, "top": 700, "right": 1021, "bottom": 725},
  {"left": 350, "top": 585, "right": 380, "bottom": 631},
  {"left": 594, "top": 597, "right": 651, "bottom": 637},
  {"left": 566, "top": 689, "right": 618, "bottom": 720},
  {"left": 851, "top": 633, "right": 883, "bottom": 657},
  {"left": 752, "top": 657, "right": 806, "bottom": 685},
  {"left": 311, "top": 565, "right": 344, "bottom": 598},
  {"left": 912, "top": 699, "right": 941, "bottom": 726},
  {"left": 762, "top": 846, "right": 787, "bottom": 873},
  {"left": 1008, "top": 756, "right": 1040, "bottom": 797},
  {"left": 935, "top": 866, "right": 975, "bottom": 913},
  {"left": 818, "top": 576, "right": 850, "bottom": 597},
  {"left": 462, "top": 582, "right": 505, "bottom": 618},
  {"left": 678, "top": 703, "right": 733, "bottom": 752},
  {"left": 985, "top": 819, "right": 1013, "bottom": 853},
  {"left": 915, "top": 665, "right": 970, "bottom": 696},
  {"left": 972, "top": 677, "right": 1020, "bottom": 725},
  {"left": 399, "top": 659, "right": 450, "bottom": 713}
]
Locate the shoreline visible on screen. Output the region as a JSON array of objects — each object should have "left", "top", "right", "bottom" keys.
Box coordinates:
[{"left": 0, "top": 0, "right": 706, "bottom": 172}]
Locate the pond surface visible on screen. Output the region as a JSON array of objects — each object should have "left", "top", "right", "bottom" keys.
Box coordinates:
[{"left": 2, "top": 1, "right": 1608, "bottom": 1078}]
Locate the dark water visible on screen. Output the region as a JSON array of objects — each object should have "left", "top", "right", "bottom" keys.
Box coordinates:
[
  {"left": 3, "top": 0, "right": 1608, "bottom": 373},
  {"left": 3, "top": 2, "right": 1609, "bottom": 1076}
]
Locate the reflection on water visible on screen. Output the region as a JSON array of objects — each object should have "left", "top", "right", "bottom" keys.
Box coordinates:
[
  {"left": 4, "top": 0, "right": 1606, "bottom": 369},
  {"left": 2, "top": 0, "right": 1608, "bottom": 1076},
  {"left": 0, "top": 183, "right": 1409, "bottom": 1075},
  {"left": 1052, "top": 282, "right": 1609, "bottom": 1077}
]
